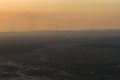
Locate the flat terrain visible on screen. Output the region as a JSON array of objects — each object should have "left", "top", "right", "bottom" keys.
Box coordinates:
[{"left": 0, "top": 31, "right": 120, "bottom": 80}]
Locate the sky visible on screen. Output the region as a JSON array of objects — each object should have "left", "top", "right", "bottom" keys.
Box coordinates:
[{"left": 0, "top": 0, "right": 120, "bottom": 31}]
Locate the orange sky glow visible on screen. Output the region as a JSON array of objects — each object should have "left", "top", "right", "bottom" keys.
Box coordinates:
[{"left": 0, "top": 0, "right": 120, "bottom": 31}]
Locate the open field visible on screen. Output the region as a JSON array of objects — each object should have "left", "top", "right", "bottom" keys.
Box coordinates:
[{"left": 0, "top": 31, "right": 120, "bottom": 80}]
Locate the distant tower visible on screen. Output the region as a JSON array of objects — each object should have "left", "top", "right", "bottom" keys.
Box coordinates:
[
  {"left": 54, "top": 25, "right": 58, "bottom": 36},
  {"left": 28, "top": 13, "right": 35, "bottom": 31},
  {"left": 9, "top": 20, "right": 15, "bottom": 32},
  {"left": 22, "top": 11, "right": 35, "bottom": 32},
  {"left": 56, "top": 25, "right": 58, "bottom": 32}
]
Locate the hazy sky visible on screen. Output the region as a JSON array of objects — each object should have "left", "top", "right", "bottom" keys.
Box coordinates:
[{"left": 0, "top": 0, "right": 120, "bottom": 31}]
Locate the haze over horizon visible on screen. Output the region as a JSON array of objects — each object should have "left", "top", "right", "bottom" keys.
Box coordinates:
[{"left": 0, "top": 0, "right": 120, "bottom": 32}]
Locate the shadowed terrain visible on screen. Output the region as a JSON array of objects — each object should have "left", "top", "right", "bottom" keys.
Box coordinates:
[{"left": 0, "top": 31, "right": 120, "bottom": 80}]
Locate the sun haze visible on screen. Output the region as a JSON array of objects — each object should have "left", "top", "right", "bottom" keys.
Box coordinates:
[{"left": 0, "top": 0, "right": 120, "bottom": 31}]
